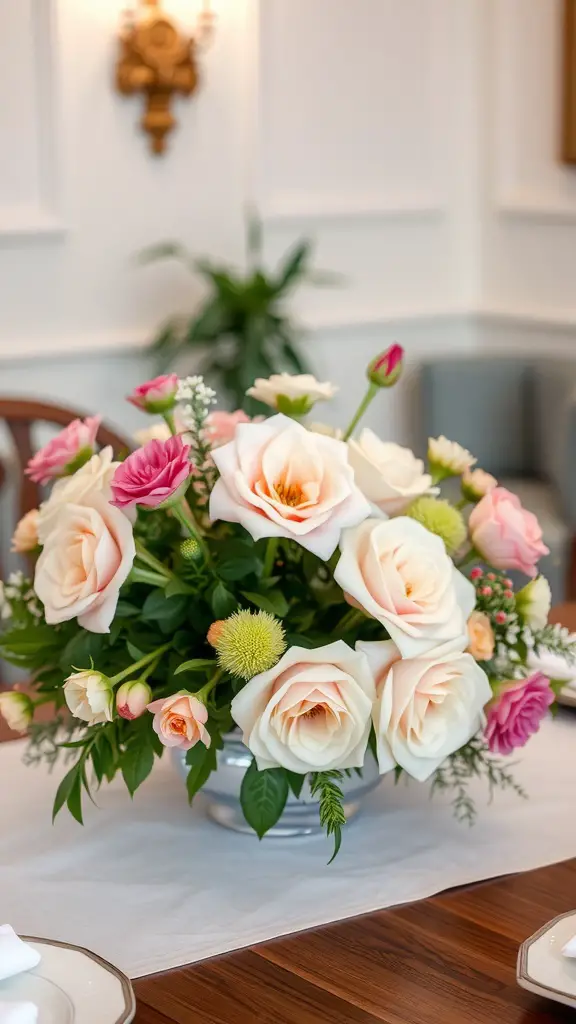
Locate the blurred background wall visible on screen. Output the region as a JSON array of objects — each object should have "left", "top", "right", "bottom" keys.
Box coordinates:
[{"left": 0, "top": 0, "right": 574, "bottom": 443}]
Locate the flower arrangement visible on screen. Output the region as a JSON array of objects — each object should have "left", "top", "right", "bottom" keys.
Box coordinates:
[{"left": 1, "top": 347, "right": 574, "bottom": 860}]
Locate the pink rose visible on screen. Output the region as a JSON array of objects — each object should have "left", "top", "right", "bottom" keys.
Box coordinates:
[
  {"left": 116, "top": 680, "right": 152, "bottom": 720},
  {"left": 204, "top": 410, "right": 252, "bottom": 449},
  {"left": 484, "top": 671, "right": 554, "bottom": 755},
  {"left": 147, "top": 693, "right": 211, "bottom": 750},
  {"left": 25, "top": 416, "right": 101, "bottom": 485},
  {"left": 127, "top": 373, "right": 179, "bottom": 413},
  {"left": 468, "top": 487, "right": 549, "bottom": 577},
  {"left": 210, "top": 413, "right": 370, "bottom": 559},
  {"left": 110, "top": 435, "right": 192, "bottom": 510}
]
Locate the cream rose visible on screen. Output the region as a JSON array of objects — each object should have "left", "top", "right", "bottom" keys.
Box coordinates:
[
  {"left": 348, "top": 431, "right": 435, "bottom": 514},
  {"left": 11, "top": 509, "right": 39, "bottom": 553},
  {"left": 210, "top": 414, "right": 370, "bottom": 559},
  {"left": 246, "top": 373, "right": 337, "bottom": 412},
  {"left": 63, "top": 671, "right": 113, "bottom": 725},
  {"left": 334, "top": 517, "right": 475, "bottom": 658},
  {"left": 37, "top": 447, "right": 120, "bottom": 544},
  {"left": 467, "top": 611, "right": 495, "bottom": 661},
  {"left": 231, "top": 640, "right": 375, "bottom": 773},
  {"left": 34, "top": 490, "right": 135, "bottom": 633},
  {"left": 515, "top": 576, "right": 551, "bottom": 630},
  {"left": 359, "top": 640, "right": 492, "bottom": 780},
  {"left": 0, "top": 691, "right": 33, "bottom": 732}
]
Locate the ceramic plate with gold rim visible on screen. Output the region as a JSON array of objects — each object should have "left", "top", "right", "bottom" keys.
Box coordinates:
[
  {"left": 517, "top": 911, "right": 576, "bottom": 1009},
  {"left": 0, "top": 937, "right": 136, "bottom": 1023}
]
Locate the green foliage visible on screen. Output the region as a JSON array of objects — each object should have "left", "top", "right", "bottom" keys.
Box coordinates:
[
  {"left": 240, "top": 759, "right": 289, "bottom": 838},
  {"left": 431, "top": 738, "right": 527, "bottom": 824},
  {"left": 141, "top": 212, "right": 341, "bottom": 410},
  {"left": 309, "top": 770, "right": 347, "bottom": 863}
]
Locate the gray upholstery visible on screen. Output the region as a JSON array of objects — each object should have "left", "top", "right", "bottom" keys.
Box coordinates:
[{"left": 420, "top": 357, "right": 576, "bottom": 604}]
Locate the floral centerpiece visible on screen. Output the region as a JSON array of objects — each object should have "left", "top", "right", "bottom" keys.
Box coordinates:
[{"left": 1, "top": 349, "right": 574, "bottom": 860}]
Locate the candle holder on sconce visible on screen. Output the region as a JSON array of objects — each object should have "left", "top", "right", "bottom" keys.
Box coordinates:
[{"left": 116, "top": 0, "right": 215, "bottom": 155}]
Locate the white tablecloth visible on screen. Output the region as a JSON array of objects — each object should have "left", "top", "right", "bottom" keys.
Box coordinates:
[{"left": 0, "top": 714, "right": 575, "bottom": 979}]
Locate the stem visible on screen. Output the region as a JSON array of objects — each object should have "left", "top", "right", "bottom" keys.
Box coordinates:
[
  {"left": 343, "top": 382, "right": 379, "bottom": 441},
  {"left": 262, "top": 538, "right": 279, "bottom": 578},
  {"left": 171, "top": 501, "right": 211, "bottom": 564},
  {"left": 455, "top": 498, "right": 469, "bottom": 511},
  {"left": 163, "top": 411, "right": 177, "bottom": 436},
  {"left": 138, "top": 654, "right": 162, "bottom": 684},
  {"left": 111, "top": 644, "right": 172, "bottom": 687},
  {"left": 135, "top": 540, "right": 178, "bottom": 580},
  {"left": 456, "top": 548, "right": 478, "bottom": 570},
  {"left": 195, "top": 669, "right": 223, "bottom": 704},
  {"left": 337, "top": 608, "right": 367, "bottom": 634},
  {"left": 130, "top": 567, "right": 168, "bottom": 588}
]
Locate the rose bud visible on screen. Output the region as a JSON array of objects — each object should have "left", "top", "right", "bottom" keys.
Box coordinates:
[
  {"left": 0, "top": 691, "right": 33, "bottom": 733},
  {"left": 127, "top": 374, "right": 179, "bottom": 414},
  {"left": 366, "top": 344, "right": 404, "bottom": 388},
  {"left": 116, "top": 680, "right": 153, "bottom": 720}
]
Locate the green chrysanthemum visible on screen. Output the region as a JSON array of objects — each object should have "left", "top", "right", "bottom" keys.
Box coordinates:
[
  {"left": 406, "top": 497, "right": 467, "bottom": 554},
  {"left": 180, "top": 537, "right": 202, "bottom": 562},
  {"left": 214, "top": 610, "right": 287, "bottom": 680}
]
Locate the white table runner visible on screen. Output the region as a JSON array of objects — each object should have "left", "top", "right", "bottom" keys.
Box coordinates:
[{"left": 1, "top": 714, "right": 575, "bottom": 979}]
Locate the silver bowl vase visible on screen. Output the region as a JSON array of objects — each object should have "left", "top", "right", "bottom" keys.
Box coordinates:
[{"left": 172, "top": 733, "right": 381, "bottom": 837}]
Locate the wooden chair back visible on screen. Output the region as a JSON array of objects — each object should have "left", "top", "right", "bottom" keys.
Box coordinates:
[{"left": 0, "top": 398, "right": 129, "bottom": 523}]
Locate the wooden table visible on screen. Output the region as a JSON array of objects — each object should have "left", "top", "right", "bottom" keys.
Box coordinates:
[{"left": 2, "top": 604, "right": 576, "bottom": 1022}]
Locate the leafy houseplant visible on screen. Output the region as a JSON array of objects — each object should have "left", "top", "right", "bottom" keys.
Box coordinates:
[
  {"left": 0, "top": 348, "right": 571, "bottom": 861},
  {"left": 142, "top": 213, "right": 336, "bottom": 414}
]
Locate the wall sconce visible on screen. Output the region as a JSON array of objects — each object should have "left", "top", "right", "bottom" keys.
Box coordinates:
[{"left": 116, "top": 0, "right": 215, "bottom": 156}]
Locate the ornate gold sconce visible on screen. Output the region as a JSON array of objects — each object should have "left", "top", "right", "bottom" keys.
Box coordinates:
[{"left": 116, "top": 0, "right": 215, "bottom": 156}]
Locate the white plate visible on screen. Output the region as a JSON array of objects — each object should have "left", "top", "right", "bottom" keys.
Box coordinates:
[
  {"left": 0, "top": 937, "right": 135, "bottom": 1023},
  {"left": 517, "top": 911, "right": 576, "bottom": 1009}
]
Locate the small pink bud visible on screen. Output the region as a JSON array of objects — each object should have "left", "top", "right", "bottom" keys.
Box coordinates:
[
  {"left": 116, "top": 679, "right": 153, "bottom": 720},
  {"left": 504, "top": 578, "right": 513, "bottom": 588},
  {"left": 367, "top": 344, "right": 404, "bottom": 388},
  {"left": 127, "top": 374, "right": 179, "bottom": 414},
  {"left": 480, "top": 585, "right": 493, "bottom": 597},
  {"left": 504, "top": 589, "right": 513, "bottom": 599},
  {"left": 495, "top": 611, "right": 507, "bottom": 625},
  {"left": 486, "top": 573, "right": 496, "bottom": 581},
  {"left": 470, "top": 567, "right": 483, "bottom": 580}
]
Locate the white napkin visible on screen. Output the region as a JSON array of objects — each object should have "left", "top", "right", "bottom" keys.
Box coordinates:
[
  {"left": 562, "top": 934, "right": 576, "bottom": 957},
  {"left": 0, "top": 926, "right": 40, "bottom": 982},
  {"left": 0, "top": 1004, "right": 38, "bottom": 1024},
  {"left": 527, "top": 645, "right": 576, "bottom": 690}
]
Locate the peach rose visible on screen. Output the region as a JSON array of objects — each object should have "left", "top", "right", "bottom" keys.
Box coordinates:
[
  {"left": 11, "top": 510, "right": 39, "bottom": 553},
  {"left": 467, "top": 611, "right": 495, "bottom": 662},
  {"left": 359, "top": 640, "right": 492, "bottom": 780},
  {"left": 334, "top": 517, "right": 475, "bottom": 658},
  {"left": 230, "top": 640, "right": 375, "bottom": 773},
  {"left": 469, "top": 487, "right": 549, "bottom": 577},
  {"left": 34, "top": 490, "right": 135, "bottom": 633},
  {"left": 209, "top": 414, "right": 370, "bottom": 559},
  {"left": 147, "top": 693, "right": 211, "bottom": 751}
]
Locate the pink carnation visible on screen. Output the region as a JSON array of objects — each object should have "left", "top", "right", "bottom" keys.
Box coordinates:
[
  {"left": 469, "top": 487, "right": 549, "bottom": 577},
  {"left": 127, "top": 373, "right": 179, "bottom": 413},
  {"left": 204, "top": 410, "right": 252, "bottom": 449},
  {"left": 26, "top": 416, "right": 101, "bottom": 485},
  {"left": 110, "top": 435, "right": 192, "bottom": 510},
  {"left": 485, "top": 671, "right": 554, "bottom": 755}
]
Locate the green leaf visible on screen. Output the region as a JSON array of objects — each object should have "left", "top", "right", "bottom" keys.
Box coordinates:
[
  {"left": 164, "top": 578, "right": 196, "bottom": 598},
  {"left": 219, "top": 558, "right": 261, "bottom": 581},
  {"left": 142, "top": 591, "right": 188, "bottom": 632},
  {"left": 127, "top": 641, "right": 146, "bottom": 661},
  {"left": 175, "top": 658, "right": 216, "bottom": 676},
  {"left": 52, "top": 762, "right": 82, "bottom": 822},
  {"left": 138, "top": 241, "right": 194, "bottom": 268},
  {"left": 286, "top": 771, "right": 306, "bottom": 799},
  {"left": 241, "top": 590, "right": 289, "bottom": 618},
  {"left": 240, "top": 760, "right": 289, "bottom": 838},
  {"left": 310, "top": 770, "right": 346, "bottom": 864},
  {"left": 115, "top": 600, "right": 140, "bottom": 618},
  {"left": 186, "top": 746, "right": 217, "bottom": 803},
  {"left": 121, "top": 743, "right": 155, "bottom": 797},
  {"left": 275, "top": 239, "right": 311, "bottom": 292},
  {"left": 67, "top": 771, "right": 84, "bottom": 825},
  {"left": 211, "top": 582, "right": 238, "bottom": 619}
]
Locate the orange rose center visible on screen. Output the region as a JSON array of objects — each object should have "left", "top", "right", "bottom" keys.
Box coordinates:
[
  {"left": 171, "top": 715, "right": 187, "bottom": 735},
  {"left": 273, "top": 479, "right": 305, "bottom": 507}
]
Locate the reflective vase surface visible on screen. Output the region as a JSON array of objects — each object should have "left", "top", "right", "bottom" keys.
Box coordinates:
[{"left": 172, "top": 733, "right": 381, "bottom": 837}]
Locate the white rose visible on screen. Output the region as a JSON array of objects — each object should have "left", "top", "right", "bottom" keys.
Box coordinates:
[
  {"left": 34, "top": 490, "right": 135, "bottom": 633},
  {"left": 210, "top": 414, "right": 370, "bottom": 559},
  {"left": 428, "top": 435, "right": 476, "bottom": 476},
  {"left": 516, "top": 576, "right": 551, "bottom": 630},
  {"left": 38, "top": 447, "right": 120, "bottom": 544},
  {"left": 359, "top": 640, "right": 492, "bottom": 780},
  {"left": 246, "top": 373, "right": 338, "bottom": 412},
  {"left": 308, "top": 422, "right": 344, "bottom": 440},
  {"left": 63, "top": 671, "right": 113, "bottom": 725},
  {"left": 231, "top": 640, "right": 375, "bottom": 773},
  {"left": 348, "top": 431, "right": 435, "bottom": 514},
  {"left": 334, "top": 517, "right": 475, "bottom": 658},
  {"left": 0, "top": 691, "right": 33, "bottom": 732},
  {"left": 133, "top": 423, "right": 171, "bottom": 446}
]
